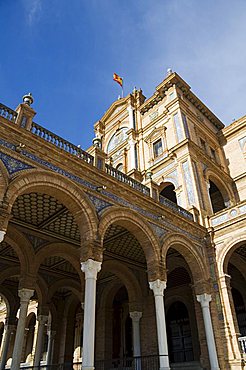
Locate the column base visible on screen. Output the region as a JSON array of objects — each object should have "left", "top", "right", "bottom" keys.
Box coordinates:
[
  {"left": 160, "top": 367, "right": 170, "bottom": 370},
  {"left": 82, "top": 367, "right": 94, "bottom": 370}
]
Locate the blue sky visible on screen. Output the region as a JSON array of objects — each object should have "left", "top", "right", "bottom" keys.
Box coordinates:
[{"left": 1, "top": 0, "right": 246, "bottom": 149}]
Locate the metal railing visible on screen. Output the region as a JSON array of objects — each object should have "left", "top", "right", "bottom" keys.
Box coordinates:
[
  {"left": 105, "top": 164, "right": 150, "bottom": 196},
  {"left": 19, "top": 355, "right": 163, "bottom": 369},
  {"left": 31, "top": 122, "right": 94, "bottom": 165},
  {"left": 159, "top": 195, "right": 193, "bottom": 220},
  {"left": 0, "top": 103, "right": 17, "bottom": 123}
]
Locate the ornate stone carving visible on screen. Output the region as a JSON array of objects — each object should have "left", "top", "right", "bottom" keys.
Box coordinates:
[
  {"left": 149, "top": 279, "right": 166, "bottom": 296},
  {"left": 81, "top": 259, "right": 102, "bottom": 279}
]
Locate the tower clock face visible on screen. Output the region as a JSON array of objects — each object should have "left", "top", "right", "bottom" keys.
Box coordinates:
[{"left": 107, "top": 127, "right": 128, "bottom": 153}]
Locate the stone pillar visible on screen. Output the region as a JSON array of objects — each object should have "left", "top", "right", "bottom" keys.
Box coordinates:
[
  {"left": 218, "top": 275, "right": 242, "bottom": 364},
  {"left": 130, "top": 311, "right": 142, "bottom": 357},
  {"left": 74, "top": 312, "right": 83, "bottom": 362},
  {"left": 46, "top": 329, "right": 56, "bottom": 365},
  {"left": 128, "top": 138, "right": 136, "bottom": 171},
  {"left": 197, "top": 294, "right": 220, "bottom": 370},
  {"left": 0, "top": 324, "right": 16, "bottom": 370},
  {"left": 130, "top": 311, "right": 142, "bottom": 370},
  {"left": 81, "top": 259, "right": 102, "bottom": 370},
  {"left": 33, "top": 315, "right": 48, "bottom": 367},
  {"left": 127, "top": 105, "right": 135, "bottom": 129},
  {"left": 11, "top": 288, "right": 34, "bottom": 370},
  {"left": 149, "top": 280, "right": 170, "bottom": 370}
]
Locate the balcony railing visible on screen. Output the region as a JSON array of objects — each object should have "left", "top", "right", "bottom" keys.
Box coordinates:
[
  {"left": 105, "top": 164, "right": 150, "bottom": 197},
  {"left": 239, "top": 336, "right": 246, "bottom": 356},
  {"left": 0, "top": 103, "right": 17, "bottom": 123},
  {"left": 31, "top": 122, "right": 94, "bottom": 165},
  {"left": 159, "top": 195, "right": 193, "bottom": 221},
  {"left": 210, "top": 200, "right": 246, "bottom": 227}
]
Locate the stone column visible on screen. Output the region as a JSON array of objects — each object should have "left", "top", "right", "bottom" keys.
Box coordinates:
[
  {"left": 197, "top": 294, "right": 220, "bottom": 370},
  {"left": 33, "top": 315, "right": 48, "bottom": 367},
  {"left": 130, "top": 311, "right": 142, "bottom": 370},
  {"left": 11, "top": 288, "right": 34, "bottom": 370},
  {"left": 127, "top": 105, "right": 135, "bottom": 129},
  {"left": 0, "top": 324, "right": 16, "bottom": 370},
  {"left": 81, "top": 259, "right": 102, "bottom": 370},
  {"left": 46, "top": 329, "right": 56, "bottom": 365},
  {"left": 149, "top": 280, "right": 170, "bottom": 370}
]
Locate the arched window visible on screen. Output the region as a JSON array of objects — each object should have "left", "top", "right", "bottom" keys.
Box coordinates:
[
  {"left": 167, "top": 301, "right": 194, "bottom": 363},
  {"left": 160, "top": 184, "right": 177, "bottom": 204},
  {"left": 209, "top": 180, "right": 227, "bottom": 213}
]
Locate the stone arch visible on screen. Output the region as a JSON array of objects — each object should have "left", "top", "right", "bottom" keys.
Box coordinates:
[
  {"left": 162, "top": 233, "right": 209, "bottom": 289},
  {"left": 0, "top": 266, "right": 20, "bottom": 285},
  {"left": 218, "top": 236, "right": 246, "bottom": 277},
  {"left": 47, "top": 278, "right": 82, "bottom": 302},
  {"left": 99, "top": 207, "right": 161, "bottom": 279},
  {"left": 35, "top": 273, "right": 49, "bottom": 307},
  {"left": 100, "top": 260, "right": 143, "bottom": 309},
  {"left": 34, "top": 242, "right": 82, "bottom": 282},
  {"left": 4, "top": 169, "right": 98, "bottom": 242},
  {"left": 205, "top": 169, "right": 234, "bottom": 206},
  {"left": 4, "top": 224, "right": 35, "bottom": 275}
]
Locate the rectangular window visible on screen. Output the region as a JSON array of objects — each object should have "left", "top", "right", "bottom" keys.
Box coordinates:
[
  {"left": 200, "top": 138, "right": 206, "bottom": 152},
  {"left": 210, "top": 147, "right": 216, "bottom": 161},
  {"left": 153, "top": 139, "right": 163, "bottom": 158}
]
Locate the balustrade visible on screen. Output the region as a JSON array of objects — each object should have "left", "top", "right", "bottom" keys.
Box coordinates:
[
  {"left": 105, "top": 163, "right": 150, "bottom": 196},
  {"left": 0, "top": 103, "right": 17, "bottom": 122},
  {"left": 239, "top": 336, "right": 246, "bottom": 355},
  {"left": 30, "top": 122, "right": 94, "bottom": 165},
  {"left": 159, "top": 195, "right": 193, "bottom": 220}
]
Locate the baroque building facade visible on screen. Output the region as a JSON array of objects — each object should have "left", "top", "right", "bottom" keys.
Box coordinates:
[{"left": 0, "top": 71, "right": 245, "bottom": 370}]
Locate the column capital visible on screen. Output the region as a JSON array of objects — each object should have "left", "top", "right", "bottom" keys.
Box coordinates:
[
  {"left": 130, "top": 311, "right": 142, "bottom": 322},
  {"left": 81, "top": 259, "right": 102, "bottom": 279},
  {"left": 149, "top": 279, "right": 167, "bottom": 296},
  {"left": 18, "top": 288, "right": 34, "bottom": 302},
  {"left": 37, "top": 315, "right": 48, "bottom": 324},
  {"left": 0, "top": 230, "right": 6, "bottom": 243},
  {"left": 196, "top": 293, "right": 212, "bottom": 307}
]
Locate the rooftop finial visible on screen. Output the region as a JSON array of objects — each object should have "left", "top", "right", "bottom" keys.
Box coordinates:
[
  {"left": 22, "top": 93, "right": 34, "bottom": 106},
  {"left": 167, "top": 68, "right": 173, "bottom": 76}
]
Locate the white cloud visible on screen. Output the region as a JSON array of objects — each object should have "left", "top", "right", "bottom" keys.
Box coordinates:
[{"left": 22, "top": 0, "right": 42, "bottom": 26}]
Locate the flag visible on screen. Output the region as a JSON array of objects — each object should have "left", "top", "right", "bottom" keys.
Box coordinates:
[{"left": 113, "top": 73, "right": 123, "bottom": 87}]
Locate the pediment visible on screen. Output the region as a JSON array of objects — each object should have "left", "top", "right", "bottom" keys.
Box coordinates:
[
  {"left": 145, "top": 126, "right": 165, "bottom": 143},
  {"left": 101, "top": 97, "right": 127, "bottom": 122}
]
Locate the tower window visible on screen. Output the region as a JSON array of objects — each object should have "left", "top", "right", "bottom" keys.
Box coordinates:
[{"left": 153, "top": 139, "right": 163, "bottom": 158}]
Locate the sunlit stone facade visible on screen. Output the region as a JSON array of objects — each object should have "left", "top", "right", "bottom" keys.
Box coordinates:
[{"left": 0, "top": 72, "right": 245, "bottom": 370}]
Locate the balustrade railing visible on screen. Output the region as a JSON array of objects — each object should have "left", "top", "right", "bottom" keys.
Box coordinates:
[
  {"left": 159, "top": 195, "right": 193, "bottom": 220},
  {"left": 0, "top": 103, "right": 17, "bottom": 122},
  {"left": 105, "top": 163, "right": 150, "bottom": 196},
  {"left": 239, "top": 336, "right": 246, "bottom": 355},
  {"left": 31, "top": 122, "right": 94, "bottom": 165}
]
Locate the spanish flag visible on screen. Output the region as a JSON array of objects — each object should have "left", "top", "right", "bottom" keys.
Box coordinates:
[{"left": 113, "top": 73, "right": 123, "bottom": 87}]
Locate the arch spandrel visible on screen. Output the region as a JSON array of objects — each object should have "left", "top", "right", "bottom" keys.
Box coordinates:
[
  {"left": 98, "top": 207, "right": 161, "bottom": 279},
  {"left": 0, "top": 160, "right": 9, "bottom": 202},
  {"left": 161, "top": 233, "right": 209, "bottom": 288},
  {"left": 4, "top": 169, "right": 98, "bottom": 242}
]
